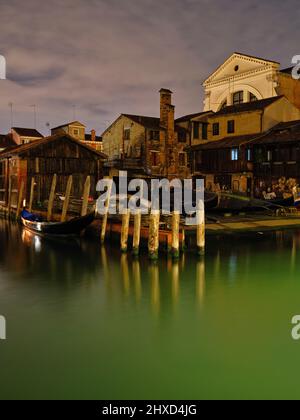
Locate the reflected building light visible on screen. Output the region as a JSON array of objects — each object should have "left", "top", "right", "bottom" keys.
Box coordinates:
[
  {"left": 34, "top": 236, "right": 42, "bottom": 253},
  {"left": 196, "top": 259, "right": 205, "bottom": 306},
  {"left": 121, "top": 254, "right": 130, "bottom": 297},
  {"left": 149, "top": 263, "right": 160, "bottom": 315},
  {"left": 171, "top": 262, "right": 180, "bottom": 308},
  {"left": 228, "top": 254, "right": 237, "bottom": 279},
  {"left": 132, "top": 260, "right": 142, "bottom": 304},
  {"left": 214, "top": 251, "right": 221, "bottom": 278},
  {"left": 291, "top": 236, "right": 297, "bottom": 274}
]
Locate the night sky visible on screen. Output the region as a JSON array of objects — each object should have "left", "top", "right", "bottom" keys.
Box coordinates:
[{"left": 0, "top": 0, "right": 300, "bottom": 135}]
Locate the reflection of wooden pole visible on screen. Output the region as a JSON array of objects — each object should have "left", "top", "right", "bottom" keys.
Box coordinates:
[
  {"left": 133, "top": 211, "right": 142, "bottom": 256},
  {"left": 61, "top": 175, "right": 72, "bottom": 222},
  {"left": 81, "top": 176, "right": 91, "bottom": 217},
  {"left": 133, "top": 259, "right": 142, "bottom": 303},
  {"left": 148, "top": 211, "right": 160, "bottom": 260},
  {"left": 150, "top": 263, "right": 160, "bottom": 315},
  {"left": 16, "top": 180, "right": 25, "bottom": 219},
  {"left": 172, "top": 211, "right": 180, "bottom": 258},
  {"left": 100, "top": 179, "right": 113, "bottom": 244},
  {"left": 121, "top": 209, "right": 131, "bottom": 253},
  {"left": 28, "top": 177, "right": 35, "bottom": 213},
  {"left": 47, "top": 174, "right": 57, "bottom": 222},
  {"left": 181, "top": 227, "right": 186, "bottom": 252},
  {"left": 196, "top": 259, "right": 205, "bottom": 305},
  {"left": 197, "top": 200, "right": 205, "bottom": 255}
]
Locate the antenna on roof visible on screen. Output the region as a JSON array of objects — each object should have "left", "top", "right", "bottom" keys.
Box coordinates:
[
  {"left": 46, "top": 122, "right": 50, "bottom": 135},
  {"left": 8, "top": 102, "right": 13, "bottom": 128},
  {"left": 30, "top": 104, "right": 37, "bottom": 128},
  {"left": 72, "top": 105, "right": 76, "bottom": 120}
]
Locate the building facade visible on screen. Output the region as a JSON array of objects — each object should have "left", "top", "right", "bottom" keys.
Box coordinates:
[
  {"left": 203, "top": 52, "right": 300, "bottom": 112},
  {"left": 0, "top": 134, "right": 106, "bottom": 207},
  {"left": 102, "top": 89, "right": 190, "bottom": 180},
  {"left": 51, "top": 121, "right": 103, "bottom": 152}
]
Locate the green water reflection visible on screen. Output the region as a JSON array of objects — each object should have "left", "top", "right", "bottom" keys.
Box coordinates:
[{"left": 1, "top": 220, "right": 300, "bottom": 399}]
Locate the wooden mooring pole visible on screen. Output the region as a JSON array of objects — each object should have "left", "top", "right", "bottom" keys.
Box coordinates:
[
  {"left": 121, "top": 209, "right": 131, "bottom": 253},
  {"left": 148, "top": 210, "right": 160, "bottom": 260},
  {"left": 133, "top": 210, "right": 142, "bottom": 256},
  {"left": 81, "top": 176, "right": 91, "bottom": 217},
  {"left": 47, "top": 174, "right": 57, "bottom": 222},
  {"left": 171, "top": 211, "right": 180, "bottom": 258},
  {"left": 61, "top": 175, "right": 73, "bottom": 222},
  {"left": 28, "top": 177, "right": 35, "bottom": 213},
  {"left": 100, "top": 178, "right": 113, "bottom": 244},
  {"left": 16, "top": 180, "right": 25, "bottom": 219},
  {"left": 197, "top": 200, "right": 205, "bottom": 256}
]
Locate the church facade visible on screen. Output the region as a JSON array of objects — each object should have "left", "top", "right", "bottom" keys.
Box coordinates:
[{"left": 203, "top": 52, "right": 300, "bottom": 112}]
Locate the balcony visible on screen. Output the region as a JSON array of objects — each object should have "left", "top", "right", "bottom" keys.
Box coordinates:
[{"left": 104, "top": 157, "right": 143, "bottom": 171}]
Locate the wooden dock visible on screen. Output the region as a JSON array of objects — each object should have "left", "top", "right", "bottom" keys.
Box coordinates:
[{"left": 1, "top": 172, "right": 300, "bottom": 258}]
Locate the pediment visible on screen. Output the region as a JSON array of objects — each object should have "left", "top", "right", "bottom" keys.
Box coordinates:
[{"left": 204, "top": 53, "right": 280, "bottom": 85}]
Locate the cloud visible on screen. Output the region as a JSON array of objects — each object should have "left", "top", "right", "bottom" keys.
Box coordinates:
[{"left": 0, "top": 0, "right": 300, "bottom": 134}]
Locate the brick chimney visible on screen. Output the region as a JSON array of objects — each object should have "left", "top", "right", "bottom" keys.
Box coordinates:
[
  {"left": 91, "top": 129, "right": 96, "bottom": 142},
  {"left": 160, "top": 88, "right": 175, "bottom": 134},
  {"left": 159, "top": 88, "right": 177, "bottom": 178}
]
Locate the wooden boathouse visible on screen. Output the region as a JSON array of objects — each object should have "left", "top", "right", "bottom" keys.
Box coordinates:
[{"left": 0, "top": 133, "right": 107, "bottom": 209}]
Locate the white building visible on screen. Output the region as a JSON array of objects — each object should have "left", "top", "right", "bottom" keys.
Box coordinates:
[{"left": 203, "top": 52, "right": 300, "bottom": 112}]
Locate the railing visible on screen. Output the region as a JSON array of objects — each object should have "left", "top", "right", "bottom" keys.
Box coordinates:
[
  {"left": 254, "top": 161, "right": 299, "bottom": 178},
  {"left": 104, "top": 158, "right": 143, "bottom": 170},
  {"left": 196, "top": 161, "right": 253, "bottom": 173}
]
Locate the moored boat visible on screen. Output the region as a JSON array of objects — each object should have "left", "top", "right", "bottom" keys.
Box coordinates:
[
  {"left": 209, "top": 192, "right": 294, "bottom": 214},
  {"left": 21, "top": 211, "right": 95, "bottom": 236}
]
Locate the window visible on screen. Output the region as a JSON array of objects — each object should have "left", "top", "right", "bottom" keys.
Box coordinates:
[
  {"left": 227, "top": 120, "right": 235, "bottom": 134},
  {"left": 246, "top": 148, "right": 252, "bottom": 161},
  {"left": 220, "top": 100, "right": 227, "bottom": 110},
  {"left": 249, "top": 93, "right": 258, "bottom": 102},
  {"left": 149, "top": 130, "right": 160, "bottom": 141},
  {"left": 202, "top": 123, "right": 208, "bottom": 140},
  {"left": 212, "top": 123, "right": 220, "bottom": 136},
  {"left": 179, "top": 152, "right": 187, "bottom": 167},
  {"left": 124, "top": 129, "right": 130, "bottom": 140},
  {"left": 73, "top": 129, "right": 79, "bottom": 136},
  {"left": 178, "top": 130, "right": 187, "bottom": 142},
  {"left": 231, "top": 148, "right": 239, "bottom": 161},
  {"left": 151, "top": 151, "right": 160, "bottom": 167},
  {"left": 193, "top": 122, "right": 200, "bottom": 139},
  {"left": 233, "top": 91, "right": 244, "bottom": 105},
  {"left": 267, "top": 150, "right": 272, "bottom": 162}
]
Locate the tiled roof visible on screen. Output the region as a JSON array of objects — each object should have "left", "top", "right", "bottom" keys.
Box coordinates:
[
  {"left": 280, "top": 67, "right": 294, "bottom": 75},
  {"left": 51, "top": 121, "right": 86, "bottom": 130},
  {"left": 123, "top": 114, "right": 187, "bottom": 133},
  {"left": 85, "top": 134, "right": 102, "bottom": 142},
  {"left": 175, "top": 112, "right": 211, "bottom": 123},
  {"left": 190, "top": 134, "right": 262, "bottom": 150},
  {"left": 248, "top": 120, "right": 300, "bottom": 145},
  {"left": 0, "top": 134, "right": 17, "bottom": 149},
  {"left": 214, "top": 97, "right": 282, "bottom": 116},
  {"left": 12, "top": 127, "right": 43, "bottom": 137},
  {"left": 0, "top": 134, "right": 107, "bottom": 159},
  {"left": 122, "top": 114, "right": 162, "bottom": 130}
]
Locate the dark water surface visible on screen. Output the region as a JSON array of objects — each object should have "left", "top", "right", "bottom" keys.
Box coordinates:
[{"left": 1, "top": 220, "right": 300, "bottom": 400}]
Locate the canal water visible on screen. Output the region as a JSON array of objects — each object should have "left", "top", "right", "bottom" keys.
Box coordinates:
[{"left": 1, "top": 220, "right": 300, "bottom": 400}]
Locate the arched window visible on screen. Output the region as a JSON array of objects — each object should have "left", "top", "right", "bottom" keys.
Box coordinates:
[
  {"left": 249, "top": 93, "right": 258, "bottom": 102},
  {"left": 220, "top": 100, "right": 227, "bottom": 109},
  {"left": 233, "top": 91, "right": 244, "bottom": 105}
]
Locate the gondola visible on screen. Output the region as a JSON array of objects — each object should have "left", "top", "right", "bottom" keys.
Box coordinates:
[
  {"left": 204, "top": 191, "right": 219, "bottom": 210},
  {"left": 21, "top": 210, "right": 95, "bottom": 236},
  {"left": 208, "top": 192, "right": 295, "bottom": 214}
]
